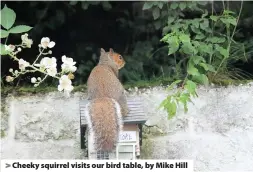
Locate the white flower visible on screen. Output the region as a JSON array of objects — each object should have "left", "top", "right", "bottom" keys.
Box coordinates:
[
  {"left": 9, "top": 68, "right": 13, "bottom": 72},
  {"left": 17, "top": 47, "right": 22, "bottom": 52},
  {"left": 40, "top": 57, "right": 57, "bottom": 69},
  {"left": 61, "top": 55, "right": 77, "bottom": 73},
  {"left": 18, "top": 59, "right": 30, "bottom": 71},
  {"left": 40, "top": 37, "right": 55, "bottom": 49},
  {"left": 5, "top": 44, "right": 15, "bottom": 52},
  {"left": 21, "top": 34, "right": 33, "bottom": 48},
  {"left": 31, "top": 77, "right": 37, "bottom": 83},
  {"left": 58, "top": 75, "right": 74, "bottom": 92},
  {"left": 6, "top": 76, "right": 14, "bottom": 82},
  {"left": 46, "top": 67, "right": 57, "bottom": 77},
  {"left": 37, "top": 77, "right": 41, "bottom": 81}
]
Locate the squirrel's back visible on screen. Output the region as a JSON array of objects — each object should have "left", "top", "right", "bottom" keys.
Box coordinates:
[{"left": 86, "top": 48, "right": 128, "bottom": 152}]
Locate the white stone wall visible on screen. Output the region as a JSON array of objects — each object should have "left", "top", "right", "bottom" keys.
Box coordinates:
[{"left": 1, "top": 83, "right": 253, "bottom": 171}]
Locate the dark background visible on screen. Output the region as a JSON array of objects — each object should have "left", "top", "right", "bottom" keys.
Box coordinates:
[{"left": 1, "top": 1, "right": 253, "bottom": 88}]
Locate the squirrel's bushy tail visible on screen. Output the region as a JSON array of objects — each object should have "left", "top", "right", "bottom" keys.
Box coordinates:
[{"left": 85, "top": 97, "right": 123, "bottom": 152}]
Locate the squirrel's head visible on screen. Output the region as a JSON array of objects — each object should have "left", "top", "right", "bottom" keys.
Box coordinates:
[{"left": 100, "top": 48, "right": 126, "bottom": 69}]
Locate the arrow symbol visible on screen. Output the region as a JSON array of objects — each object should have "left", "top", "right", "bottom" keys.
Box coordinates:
[{"left": 5, "top": 163, "right": 11, "bottom": 168}]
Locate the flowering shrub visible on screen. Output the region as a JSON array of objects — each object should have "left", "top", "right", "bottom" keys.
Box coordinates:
[{"left": 1, "top": 5, "right": 77, "bottom": 94}]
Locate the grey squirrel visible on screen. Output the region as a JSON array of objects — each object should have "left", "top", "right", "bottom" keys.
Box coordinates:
[{"left": 85, "top": 48, "right": 129, "bottom": 152}]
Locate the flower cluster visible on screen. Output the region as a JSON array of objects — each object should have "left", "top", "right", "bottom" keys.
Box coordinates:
[{"left": 5, "top": 34, "right": 77, "bottom": 94}]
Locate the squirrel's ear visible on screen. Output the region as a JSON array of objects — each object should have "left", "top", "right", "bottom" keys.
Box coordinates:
[
  {"left": 109, "top": 48, "right": 114, "bottom": 54},
  {"left": 100, "top": 48, "right": 105, "bottom": 54}
]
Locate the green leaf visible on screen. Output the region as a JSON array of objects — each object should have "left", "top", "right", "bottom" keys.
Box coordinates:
[
  {"left": 199, "top": 63, "right": 216, "bottom": 72},
  {"left": 200, "top": 19, "right": 209, "bottom": 30},
  {"left": 167, "top": 36, "right": 179, "bottom": 55},
  {"left": 167, "top": 17, "right": 175, "bottom": 24},
  {"left": 201, "top": 10, "right": 208, "bottom": 18},
  {"left": 179, "top": 34, "right": 191, "bottom": 43},
  {"left": 170, "top": 2, "right": 178, "bottom": 9},
  {"left": 227, "top": 17, "right": 237, "bottom": 26},
  {"left": 206, "top": 36, "right": 226, "bottom": 43},
  {"left": 210, "top": 15, "right": 218, "bottom": 22},
  {"left": 154, "top": 20, "right": 161, "bottom": 30},
  {"left": 167, "top": 101, "right": 177, "bottom": 119},
  {"left": 195, "top": 34, "right": 205, "bottom": 40},
  {"left": 152, "top": 7, "right": 160, "bottom": 20},
  {"left": 181, "top": 42, "right": 196, "bottom": 55},
  {"left": 192, "top": 19, "right": 200, "bottom": 28},
  {"left": 190, "top": 25, "right": 201, "bottom": 34},
  {"left": 101, "top": 1, "right": 112, "bottom": 11},
  {"left": 143, "top": 2, "right": 154, "bottom": 10},
  {"left": 0, "top": 43, "right": 8, "bottom": 55},
  {"left": 1, "top": 5, "right": 16, "bottom": 30},
  {"left": 167, "top": 80, "right": 182, "bottom": 90},
  {"left": 69, "top": 1, "right": 78, "bottom": 5},
  {"left": 216, "top": 46, "right": 229, "bottom": 58},
  {"left": 187, "top": 61, "right": 199, "bottom": 76},
  {"left": 185, "top": 80, "right": 197, "bottom": 95},
  {"left": 81, "top": 2, "right": 89, "bottom": 10},
  {"left": 0, "top": 29, "right": 9, "bottom": 38},
  {"left": 197, "top": 1, "right": 208, "bottom": 6},
  {"left": 179, "top": 2, "right": 186, "bottom": 10},
  {"left": 158, "top": 2, "right": 163, "bottom": 9},
  {"left": 192, "top": 74, "right": 209, "bottom": 86},
  {"left": 192, "top": 56, "right": 205, "bottom": 64},
  {"left": 9, "top": 25, "right": 32, "bottom": 34},
  {"left": 223, "top": 10, "right": 235, "bottom": 15}
]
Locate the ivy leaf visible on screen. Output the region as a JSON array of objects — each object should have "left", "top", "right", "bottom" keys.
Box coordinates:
[
  {"left": 154, "top": 20, "right": 161, "bottom": 30},
  {"left": 152, "top": 7, "right": 160, "bottom": 20},
  {"left": 158, "top": 2, "right": 163, "bottom": 9},
  {"left": 0, "top": 29, "right": 9, "bottom": 38},
  {"left": 69, "top": 1, "right": 78, "bottom": 5},
  {"left": 143, "top": 2, "right": 154, "bottom": 10},
  {"left": 167, "top": 17, "right": 175, "bottom": 25},
  {"left": 170, "top": 2, "right": 178, "bottom": 9},
  {"left": 101, "top": 1, "right": 112, "bottom": 11},
  {"left": 179, "top": 2, "right": 186, "bottom": 10},
  {"left": 9, "top": 25, "right": 33, "bottom": 34},
  {"left": 0, "top": 5, "right": 16, "bottom": 30},
  {"left": 81, "top": 2, "right": 89, "bottom": 10}
]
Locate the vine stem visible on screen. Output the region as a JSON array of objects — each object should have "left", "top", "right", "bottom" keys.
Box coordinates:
[
  {"left": 214, "top": 0, "right": 243, "bottom": 76},
  {"left": 8, "top": 53, "right": 60, "bottom": 80}
]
